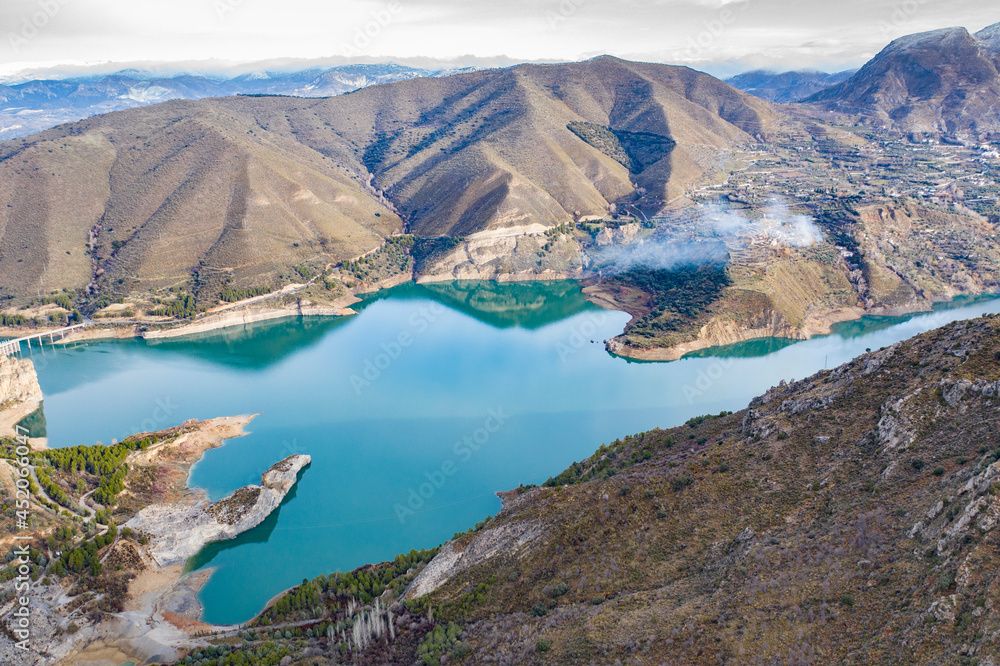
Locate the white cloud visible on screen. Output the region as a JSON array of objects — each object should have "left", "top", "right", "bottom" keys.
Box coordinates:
[{"left": 0, "top": 0, "right": 997, "bottom": 75}]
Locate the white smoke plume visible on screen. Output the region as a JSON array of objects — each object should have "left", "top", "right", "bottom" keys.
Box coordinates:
[
  {"left": 704, "top": 199, "right": 824, "bottom": 248},
  {"left": 591, "top": 198, "right": 824, "bottom": 274},
  {"left": 594, "top": 239, "right": 728, "bottom": 274}
]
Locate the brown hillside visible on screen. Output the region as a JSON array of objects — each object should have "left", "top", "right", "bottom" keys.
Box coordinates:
[
  {"left": 0, "top": 57, "right": 775, "bottom": 302},
  {"left": 0, "top": 100, "right": 402, "bottom": 302},
  {"left": 278, "top": 56, "right": 777, "bottom": 236}
]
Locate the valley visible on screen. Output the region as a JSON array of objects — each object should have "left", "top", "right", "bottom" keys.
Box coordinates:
[
  {"left": 1, "top": 14, "right": 1000, "bottom": 666},
  {"left": 1, "top": 38, "right": 998, "bottom": 361}
]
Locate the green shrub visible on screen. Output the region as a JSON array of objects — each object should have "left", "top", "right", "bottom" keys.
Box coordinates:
[
  {"left": 672, "top": 473, "right": 693, "bottom": 492},
  {"left": 416, "top": 622, "right": 464, "bottom": 665},
  {"left": 549, "top": 581, "right": 570, "bottom": 598},
  {"left": 450, "top": 641, "right": 472, "bottom": 659}
]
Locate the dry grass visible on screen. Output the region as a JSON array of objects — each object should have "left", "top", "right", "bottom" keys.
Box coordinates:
[{"left": 414, "top": 314, "right": 1000, "bottom": 664}]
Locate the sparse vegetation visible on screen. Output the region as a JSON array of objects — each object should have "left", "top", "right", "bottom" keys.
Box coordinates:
[
  {"left": 220, "top": 285, "right": 272, "bottom": 302},
  {"left": 342, "top": 235, "right": 415, "bottom": 283}
]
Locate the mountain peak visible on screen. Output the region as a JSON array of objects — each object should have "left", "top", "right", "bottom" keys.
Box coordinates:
[
  {"left": 806, "top": 23, "right": 1000, "bottom": 138},
  {"left": 976, "top": 21, "right": 1000, "bottom": 52},
  {"left": 885, "top": 25, "right": 974, "bottom": 51}
]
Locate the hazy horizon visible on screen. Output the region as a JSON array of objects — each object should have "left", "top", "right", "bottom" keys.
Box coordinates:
[{"left": 2, "top": 0, "right": 996, "bottom": 81}]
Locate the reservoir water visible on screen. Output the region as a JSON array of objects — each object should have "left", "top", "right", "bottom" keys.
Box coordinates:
[{"left": 22, "top": 281, "right": 1000, "bottom": 623}]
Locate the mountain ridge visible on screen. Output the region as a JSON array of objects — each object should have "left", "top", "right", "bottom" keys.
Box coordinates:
[
  {"left": 0, "top": 63, "right": 454, "bottom": 141},
  {"left": 0, "top": 56, "right": 776, "bottom": 304},
  {"left": 726, "top": 69, "right": 857, "bottom": 103}
]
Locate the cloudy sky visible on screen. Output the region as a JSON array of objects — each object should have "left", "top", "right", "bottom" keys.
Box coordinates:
[{"left": 1, "top": 0, "right": 997, "bottom": 78}]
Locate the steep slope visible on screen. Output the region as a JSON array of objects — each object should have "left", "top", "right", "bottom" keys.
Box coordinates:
[
  {"left": 0, "top": 58, "right": 776, "bottom": 303},
  {"left": 403, "top": 314, "right": 1000, "bottom": 663},
  {"left": 275, "top": 56, "right": 776, "bottom": 237},
  {"left": 727, "top": 69, "right": 856, "bottom": 103},
  {"left": 0, "top": 354, "right": 42, "bottom": 436},
  {"left": 807, "top": 25, "right": 1000, "bottom": 138},
  {"left": 0, "top": 99, "right": 403, "bottom": 302},
  {"left": 202, "top": 57, "right": 772, "bottom": 239}
]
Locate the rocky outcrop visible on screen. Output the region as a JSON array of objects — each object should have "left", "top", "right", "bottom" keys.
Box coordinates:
[
  {"left": 416, "top": 235, "right": 589, "bottom": 283},
  {"left": 594, "top": 223, "right": 641, "bottom": 247},
  {"left": 606, "top": 304, "right": 873, "bottom": 361},
  {"left": 127, "top": 454, "right": 310, "bottom": 566},
  {"left": 606, "top": 308, "right": 800, "bottom": 361},
  {"left": 0, "top": 354, "right": 42, "bottom": 436},
  {"left": 404, "top": 494, "right": 544, "bottom": 599}
]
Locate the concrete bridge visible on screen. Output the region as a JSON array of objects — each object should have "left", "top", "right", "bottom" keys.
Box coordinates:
[{"left": 0, "top": 323, "right": 87, "bottom": 356}]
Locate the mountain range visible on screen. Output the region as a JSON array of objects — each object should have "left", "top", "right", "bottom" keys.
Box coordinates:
[
  {"left": 0, "top": 56, "right": 774, "bottom": 302},
  {"left": 0, "top": 20, "right": 999, "bottom": 345},
  {"left": 0, "top": 63, "right": 464, "bottom": 141},
  {"left": 725, "top": 69, "right": 856, "bottom": 103}
]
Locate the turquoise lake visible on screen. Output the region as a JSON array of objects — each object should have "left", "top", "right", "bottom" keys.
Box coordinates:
[{"left": 22, "top": 281, "right": 1000, "bottom": 624}]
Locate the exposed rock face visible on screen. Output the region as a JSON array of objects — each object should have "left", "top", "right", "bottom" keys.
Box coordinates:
[
  {"left": 0, "top": 353, "right": 43, "bottom": 435},
  {"left": 416, "top": 235, "right": 589, "bottom": 283},
  {"left": 606, "top": 307, "right": 804, "bottom": 361},
  {"left": 127, "top": 454, "right": 310, "bottom": 566},
  {"left": 142, "top": 301, "right": 355, "bottom": 340},
  {"left": 976, "top": 22, "right": 1000, "bottom": 54},
  {"left": 404, "top": 493, "right": 543, "bottom": 599},
  {"left": 594, "top": 222, "right": 641, "bottom": 247}
]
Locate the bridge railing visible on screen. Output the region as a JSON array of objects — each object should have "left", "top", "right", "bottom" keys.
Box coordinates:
[{"left": 0, "top": 323, "right": 87, "bottom": 357}]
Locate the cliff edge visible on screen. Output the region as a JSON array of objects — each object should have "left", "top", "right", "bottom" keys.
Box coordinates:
[{"left": 0, "top": 354, "right": 42, "bottom": 436}]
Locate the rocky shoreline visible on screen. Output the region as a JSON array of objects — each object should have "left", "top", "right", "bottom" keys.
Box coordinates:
[
  {"left": 3, "top": 251, "right": 996, "bottom": 364},
  {"left": 141, "top": 301, "right": 357, "bottom": 341},
  {"left": 0, "top": 354, "right": 43, "bottom": 437},
  {"left": 604, "top": 306, "right": 870, "bottom": 361},
  {"left": 2, "top": 416, "right": 311, "bottom": 666},
  {"left": 127, "top": 454, "right": 311, "bottom": 566}
]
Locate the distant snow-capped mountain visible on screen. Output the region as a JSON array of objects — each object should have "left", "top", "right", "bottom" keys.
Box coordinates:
[{"left": 0, "top": 63, "right": 456, "bottom": 140}]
